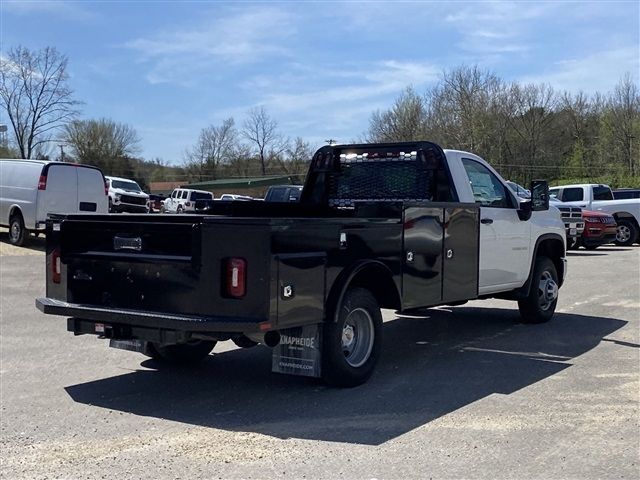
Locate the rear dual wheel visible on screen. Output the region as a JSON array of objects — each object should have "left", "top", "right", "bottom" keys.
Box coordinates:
[{"left": 322, "top": 288, "right": 382, "bottom": 387}]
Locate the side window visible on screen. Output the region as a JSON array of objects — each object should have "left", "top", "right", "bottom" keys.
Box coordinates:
[
  {"left": 549, "top": 188, "right": 560, "bottom": 200},
  {"left": 562, "top": 188, "right": 583, "bottom": 202},
  {"left": 181, "top": 190, "right": 188, "bottom": 199},
  {"left": 171, "top": 190, "right": 177, "bottom": 199},
  {"left": 461, "top": 158, "right": 512, "bottom": 208},
  {"left": 593, "top": 186, "right": 613, "bottom": 201}
]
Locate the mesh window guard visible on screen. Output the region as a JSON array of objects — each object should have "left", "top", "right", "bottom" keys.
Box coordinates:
[{"left": 327, "top": 150, "right": 435, "bottom": 207}]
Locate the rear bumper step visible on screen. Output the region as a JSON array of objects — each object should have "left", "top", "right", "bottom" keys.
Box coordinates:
[{"left": 36, "top": 297, "right": 265, "bottom": 333}]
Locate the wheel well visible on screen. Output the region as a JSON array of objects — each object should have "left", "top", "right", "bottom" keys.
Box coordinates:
[
  {"left": 9, "top": 205, "right": 23, "bottom": 222},
  {"left": 536, "top": 238, "right": 565, "bottom": 285},
  {"left": 326, "top": 262, "right": 401, "bottom": 322},
  {"left": 613, "top": 212, "right": 639, "bottom": 230},
  {"left": 349, "top": 266, "right": 401, "bottom": 311}
]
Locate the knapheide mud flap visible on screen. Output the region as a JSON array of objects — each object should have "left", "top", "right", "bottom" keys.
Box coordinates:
[{"left": 272, "top": 324, "right": 322, "bottom": 378}]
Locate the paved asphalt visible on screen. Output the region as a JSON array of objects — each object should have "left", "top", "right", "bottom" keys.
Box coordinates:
[{"left": 0, "top": 235, "right": 638, "bottom": 479}]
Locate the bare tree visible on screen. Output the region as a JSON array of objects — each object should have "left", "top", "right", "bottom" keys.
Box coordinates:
[
  {"left": 185, "top": 118, "right": 236, "bottom": 180},
  {"left": 242, "top": 106, "right": 286, "bottom": 175},
  {"left": 367, "top": 87, "right": 428, "bottom": 142},
  {"left": 62, "top": 118, "right": 140, "bottom": 175},
  {"left": 605, "top": 74, "right": 640, "bottom": 175},
  {"left": 508, "top": 82, "right": 557, "bottom": 164},
  {"left": 0, "top": 46, "right": 80, "bottom": 159}
]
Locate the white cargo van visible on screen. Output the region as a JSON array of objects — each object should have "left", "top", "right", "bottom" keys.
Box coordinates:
[{"left": 0, "top": 159, "right": 108, "bottom": 246}]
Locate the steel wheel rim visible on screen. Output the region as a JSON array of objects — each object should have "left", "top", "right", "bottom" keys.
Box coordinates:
[
  {"left": 10, "top": 221, "right": 20, "bottom": 242},
  {"left": 538, "top": 270, "right": 558, "bottom": 311},
  {"left": 342, "top": 307, "right": 374, "bottom": 368},
  {"left": 616, "top": 225, "right": 630, "bottom": 242}
]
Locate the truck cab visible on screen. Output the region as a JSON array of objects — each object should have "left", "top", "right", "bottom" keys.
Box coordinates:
[{"left": 444, "top": 150, "right": 565, "bottom": 294}]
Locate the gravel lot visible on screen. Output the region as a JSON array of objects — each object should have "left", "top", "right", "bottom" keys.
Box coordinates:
[{"left": 1, "top": 236, "right": 638, "bottom": 479}]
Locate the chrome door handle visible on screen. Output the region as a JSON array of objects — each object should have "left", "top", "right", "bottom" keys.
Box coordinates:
[{"left": 481, "top": 218, "right": 493, "bottom": 224}]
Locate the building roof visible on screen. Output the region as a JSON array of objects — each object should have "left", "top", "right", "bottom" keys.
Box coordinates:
[{"left": 183, "top": 175, "right": 296, "bottom": 191}]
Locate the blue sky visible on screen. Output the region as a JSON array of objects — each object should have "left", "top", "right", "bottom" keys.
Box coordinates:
[{"left": 1, "top": 1, "right": 638, "bottom": 164}]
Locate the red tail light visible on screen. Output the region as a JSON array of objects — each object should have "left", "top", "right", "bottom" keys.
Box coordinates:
[
  {"left": 226, "top": 258, "right": 246, "bottom": 298},
  {"left": 52, "top": 248, "right": 61, "bottom": 284},
  {"left": 38, "top": 174, "right": 47, "bottom": 190},
  {"left": 104, "top": 180, "right": 108, "bottom": 195}
]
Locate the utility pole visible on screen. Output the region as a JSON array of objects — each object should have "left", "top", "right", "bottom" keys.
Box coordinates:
[
  {"left": 58, "top": 144, "right": 66, "bottom": 162},
  {"left": 325, "top": 139, "right": 337, "bottom": 146}
]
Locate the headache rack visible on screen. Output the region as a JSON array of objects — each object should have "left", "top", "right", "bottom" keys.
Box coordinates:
[{"left": 301, "top": 141, "right": 459, "bottom": 208}]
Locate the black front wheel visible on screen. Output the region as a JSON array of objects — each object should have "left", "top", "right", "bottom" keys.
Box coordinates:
[
  {"left": 147, "top": 340, "right": 216, "bottom": 365},
  {"left": 322, "top": 287, "right": 382, "bottom": 387},
  {"left": 518, "top": 256, "right": 559, "bottom": 324}
]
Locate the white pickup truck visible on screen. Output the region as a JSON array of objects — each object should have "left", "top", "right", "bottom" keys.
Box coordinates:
[{"left": 549, "top": 183, "right": 640, "bottom": 246}]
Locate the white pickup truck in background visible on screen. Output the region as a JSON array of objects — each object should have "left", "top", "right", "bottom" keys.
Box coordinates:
[{"left": 550, "top": 183, "right": 640, "bottom": 246}]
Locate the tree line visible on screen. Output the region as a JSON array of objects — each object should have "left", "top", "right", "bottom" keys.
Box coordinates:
[
  {"left": 1, "top": 46, "right": 639, "bottom": 190},
  {"left": 366, "top": 66, "right": 640, "bottom": 186}
]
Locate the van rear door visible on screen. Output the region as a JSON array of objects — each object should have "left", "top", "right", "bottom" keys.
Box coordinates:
[
  {"left": 39, "top": 164, "right": 77, "bottom": 219},
  {"left": 37, "top": 164, "right": 108, "bottom": 223},
  {"left": 77, "top": 167, "right": 108, "bottom": 213}
]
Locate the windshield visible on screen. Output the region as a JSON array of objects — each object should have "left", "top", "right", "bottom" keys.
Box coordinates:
[{"left": 111, "top": 180, "right": 142, "bottom": 192}]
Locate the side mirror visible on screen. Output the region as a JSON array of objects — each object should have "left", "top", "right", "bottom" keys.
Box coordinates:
[{"left": 530, "top": 180, "right": 549, "bottom": 211}]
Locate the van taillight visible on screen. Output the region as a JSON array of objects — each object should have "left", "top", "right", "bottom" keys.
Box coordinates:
[
  {"left": 38, "top": 175, "right": 47, "bottom": 190},
  {"left": 226, "top": 258, "right": 246, "bottom": 298},
  {"left": 52, "top": 249, "right": 61, "bottom": 284},
  {"left": 104, "top": 180, "right": 108, "bottom": 195}
]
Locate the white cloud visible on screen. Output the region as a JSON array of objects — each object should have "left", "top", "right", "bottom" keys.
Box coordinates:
[
  {"left": 245, "top": 60, "right": 439, "bottom": 114},
  {"left": 445, "top": 2, "right": 559, "bottom": 57},
  {"left": 124, "top": 6, "right": 297, "bottom": 84},
  {"left": 520, "top": 46, "right": 639, "bottom": 93}
]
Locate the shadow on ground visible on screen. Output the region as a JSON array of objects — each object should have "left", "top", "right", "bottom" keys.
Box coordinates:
[
  {"left": 0, "top": 230, "right": 45, "bottom": 252},
  {"left": 66, "top": 307, "right": 626, "bottom": 445}
]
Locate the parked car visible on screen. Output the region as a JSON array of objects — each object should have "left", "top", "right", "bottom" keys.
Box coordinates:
[
  {"left": 550, "top": 183, "right": 640, "bottom": 245},
  {"left": 613, "top": 188, "right": 640, "bottom": 200},
  {"left": 577, "top": 210, "right": 618, "bottom": 250},
  {"left": 162, "top": 188, "right": 214, "bottom": 213},
  {"left": 0, "top": 159, "right": 107, "bottom": 246},
  {"left": 219, "top": 194, "right": 253, "bottom": 201},
  {"left": 148, "top": 194, "right": 166, "bottom": 213},
  {"left": 264, "top": 185, "right": 303, "bottom": 202},
  {"left": 106, "top": 176, "right": 149, "bottom": 213},
  {"left": 38, "top": 141, "right": 566, "bottom": 387}
]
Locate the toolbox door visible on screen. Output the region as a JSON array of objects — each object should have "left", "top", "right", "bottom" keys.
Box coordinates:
[
  {"left": 441, "top": 206, "right": 479, "bottom": 303},
  {"left": 276, "top": 253, "right": 326, "bottom": 328},
  {"left": 402, "top": 206, "right": 443, "bottom": 309}
]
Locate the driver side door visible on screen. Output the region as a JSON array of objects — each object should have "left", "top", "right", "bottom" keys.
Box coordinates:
[{"left": 461, "top": 158, "right": 530, "bottom": 293}]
